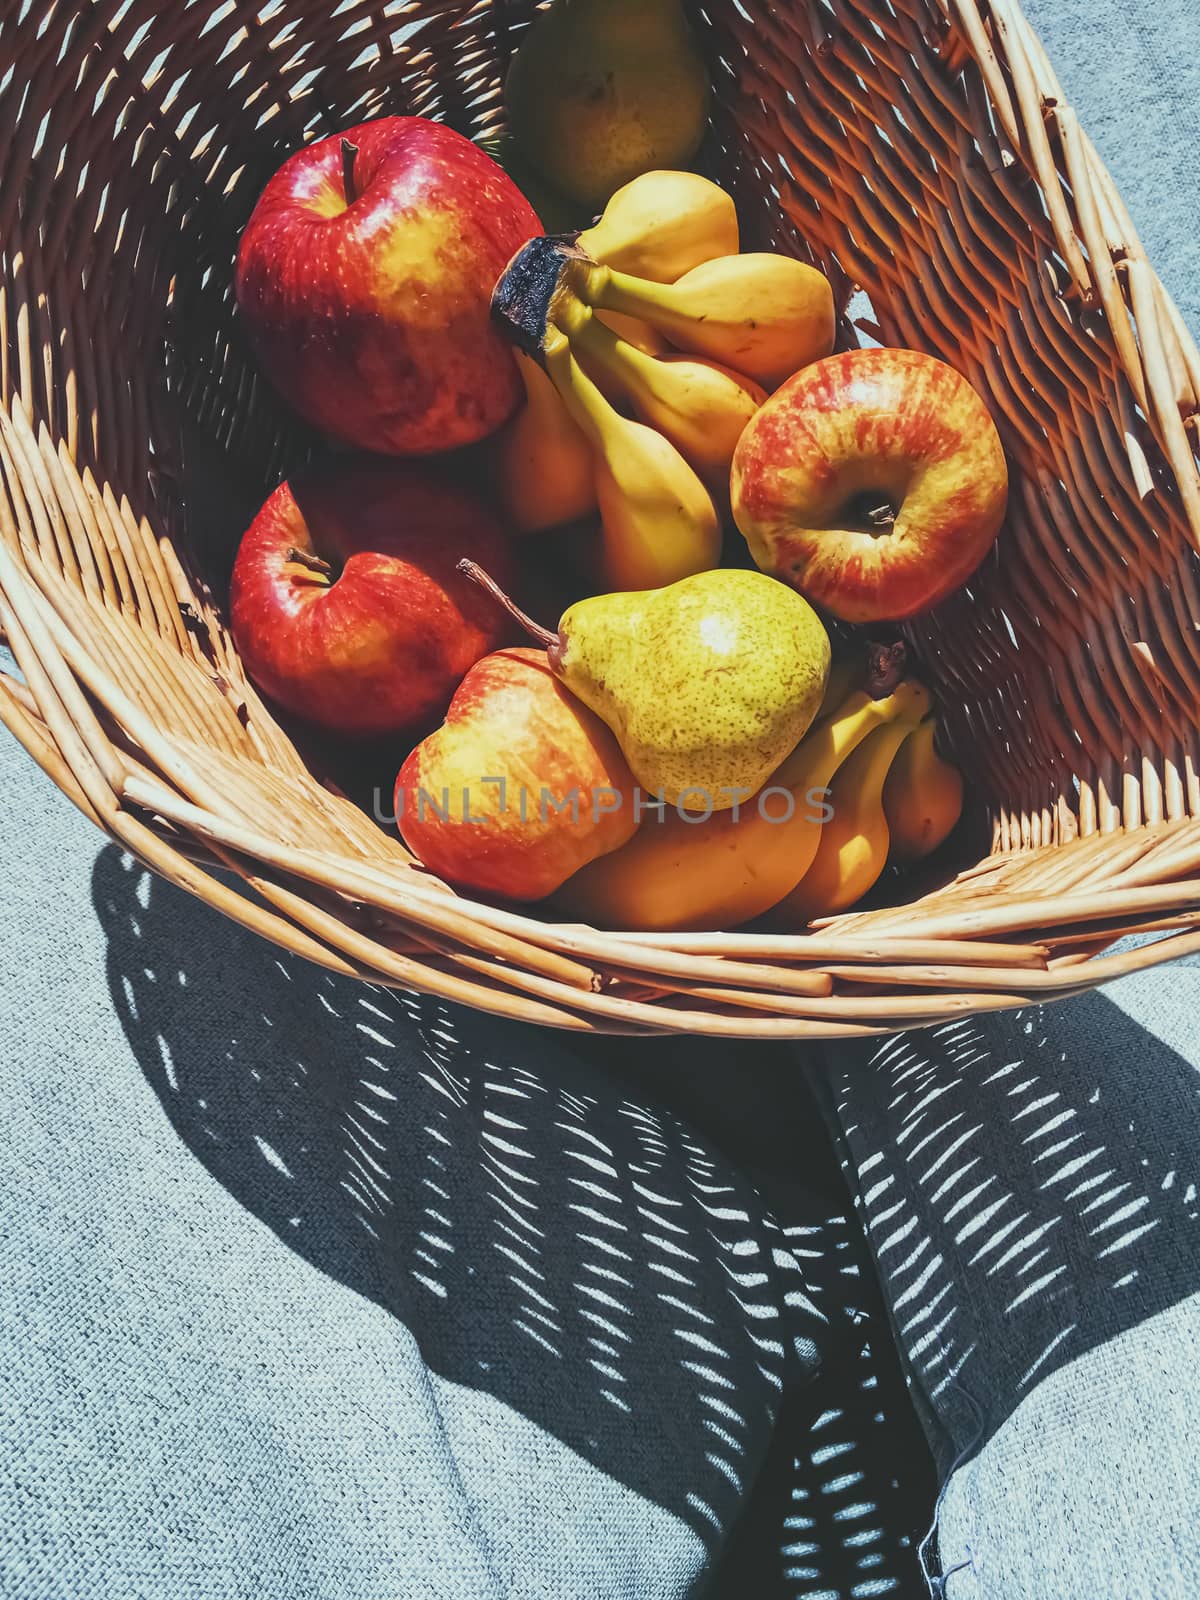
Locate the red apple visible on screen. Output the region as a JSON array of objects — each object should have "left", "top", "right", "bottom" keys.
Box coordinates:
[
  {"left": 235, "top": 117, "right": 542, "bottom": 456},
  {"left": 731, "top": 348, "right": 1008, "bottom": 622},
  {"left": 230, "top": 455, "right": 515, "bottom": 740},
  {"left": 396, "top": 648, "right": 637, "bottom": 901}
]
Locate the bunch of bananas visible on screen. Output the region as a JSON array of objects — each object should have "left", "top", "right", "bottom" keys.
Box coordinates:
[
  {"left": 774, "top": 682, "right": 965, "bottom": 926},
  {"left": 491, "top": 170, "right": 836, "bottom": 590},
  {"left": 556, "top": 650, "right": 964, "bottom": 931}
]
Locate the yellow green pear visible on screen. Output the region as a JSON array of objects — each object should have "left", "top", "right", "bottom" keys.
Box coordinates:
[
  {"left": 504, "top": 0, "right": 711, "bottom": 209},
  {"left": 458, "top": 564, "right": 830, "bottom": 811},
  {"left": 554, "top": 570, "right": 829, "bottom": 809}
]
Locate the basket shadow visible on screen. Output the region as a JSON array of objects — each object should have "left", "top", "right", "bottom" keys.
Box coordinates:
[
  {"left": 819, "top": 977, "right": 1200, "bottom": 1470},
  {"left": 583, "top": 1036, "right": 938, "bottom": 1599},
  {"left": 91, "top": 843, "right": 815, "bottom": 1552}
]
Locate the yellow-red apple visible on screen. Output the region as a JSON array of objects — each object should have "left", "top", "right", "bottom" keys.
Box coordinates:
[
  {"left": 230, "top": 455, "right": 514, "bottom": 740},
  {"left": 731, "top": 348, "right": 1008, "bottom": 622},
  {"left": 235, "top": 117, "right": 542, "bottom": 456},
  {"left": 396, "top": 648, "right": 636, "bottom": 900}
]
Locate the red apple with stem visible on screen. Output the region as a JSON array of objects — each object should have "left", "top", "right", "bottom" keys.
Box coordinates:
[
  {"left": 235, "top": 117, "right": 542, "bottom": 456},
  {"left": 731, "top": 348, "right": 1008, "bottom": 623},
  {"left": 230, "top": 455, "right": 515, "bottom": 740}
]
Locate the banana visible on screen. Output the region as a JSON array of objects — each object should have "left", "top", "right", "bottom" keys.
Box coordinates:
[
  {"left": 587, "top": 312, "right": 670, "bottom": 404},
  {"left": 814, "top": 649, "right": 865, "bottom": 723},
  {"left": 594, "top": 312, "right": 670, "bottom": 356},
  {"left": 578, "top": 170, "right": 739, "bottom": 284},
  {"left": 542, "top": 328, "right": 721, "bottom": 590},
  {"left": 883, "top": 718, "right": 964, "bottom": 863},
  {"left": 569, "top": 307, "right": 766, "bottom": 487},
  {"left": 493, "top": 351, "right": 597, "bottom": 534},
  {"left": 575, "top": 252, "right": 836, "bottom": 389},
  {"left": 771, "top": 713, "right": 926, "bottom": 927},
  {"left": 555, "top": 679, "right": 930, "bottom": 931}
]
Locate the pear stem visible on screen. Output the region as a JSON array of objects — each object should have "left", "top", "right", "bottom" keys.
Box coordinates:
[
  {"left": 341, "top": 138, "right": 359, "bottom": 205},
  {"left": 286, "top": 546, "right": 333, "bottom": 581},
  {"left": 457, "top": 560, "right": 558, "bottom": 650}
]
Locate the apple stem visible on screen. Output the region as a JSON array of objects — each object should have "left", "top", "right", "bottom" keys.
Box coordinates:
[
  {"left": 341, "top": 138, "right": 359, "bottom": 206},
  {"left": 457, "top": 559, "right": 558, "bottom": 650},
  {"left": 865, "top": 501, "right": 896, "bottom": 528},
  {"left": 286, "top": 546, "right": 334, "bottom": 581}
]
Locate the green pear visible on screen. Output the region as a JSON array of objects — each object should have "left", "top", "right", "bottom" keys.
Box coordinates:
[
  {"left": 550, "top": 569, "right": 830, "bottom": 811},
  {"left": 504, "top": 0, "right": 711, "bottom": 210}
]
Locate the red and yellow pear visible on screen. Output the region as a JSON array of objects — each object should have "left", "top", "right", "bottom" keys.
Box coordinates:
[{"left": 396, "top": 648, "right": 637, "bottom": 900}]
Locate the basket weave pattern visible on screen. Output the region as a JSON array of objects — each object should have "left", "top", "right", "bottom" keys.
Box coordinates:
[{"left": 3, "top": 0, "right": 1200, "bottom": 1036}]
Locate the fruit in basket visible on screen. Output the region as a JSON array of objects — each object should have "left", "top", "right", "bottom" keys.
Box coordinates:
[
  {"left": 576, "top": 253, "right": 836, "bottom": 389},
  {"left": 229, "top": 456, "right": 515, "bottom": 740},
  {"left": 883, "top": 718, "right": 964, "bottom": 862},
  {"left": 549, "top": 567, "right": 831, "bottom": 811},
  {"left": 235, "top": 116, "right": 541, "bottom": 457},
  {"left": 569, "top": 306, "right": 765, "bottom": 489},
  {"left": 586, "top": 312, "right": 670, "bottom": 400},
  {"left": 578, "top": 170, "right": 739, "bottom": 283},
  {"left": 815, "top": 647, "right": 866, "bottom": 724},
  {"left": 770, "top": 716, "right": 926, "bottom": 927},
  {"left": 504, "top": 0, "right": 711, "bottom": 209},
  {"left": 594, "top": 313, "right": 669, "bottom": 357},
  {"left": 462, "top": 562, "right": 831, "bottom": 812},
  {"left": 492, "top": 351, "right": 597, "bottom": 534},
  {"left": 732, "top": 348, "right": 1009, "bottom": 623},
  {"left": 395, "top": 648, "right": 636, "bottom": 900},
  {"left": 474, "top": 131, "right": 581, "bottom": 234},
  {"left": 557, "top": 672, "right": 928, "bottom": 931},
  {"left": 543, "top": 329, "right": 721, "bottom": 589}
]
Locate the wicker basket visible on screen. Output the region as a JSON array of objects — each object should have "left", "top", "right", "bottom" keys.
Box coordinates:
[{"left": 3, "top": 0, "right": 1200, "bottom": 1038}]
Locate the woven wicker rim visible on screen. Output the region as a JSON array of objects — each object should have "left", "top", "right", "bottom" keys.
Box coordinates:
[{"left": 2, "top": 0, "right": 1200, "bottom": 1036}]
